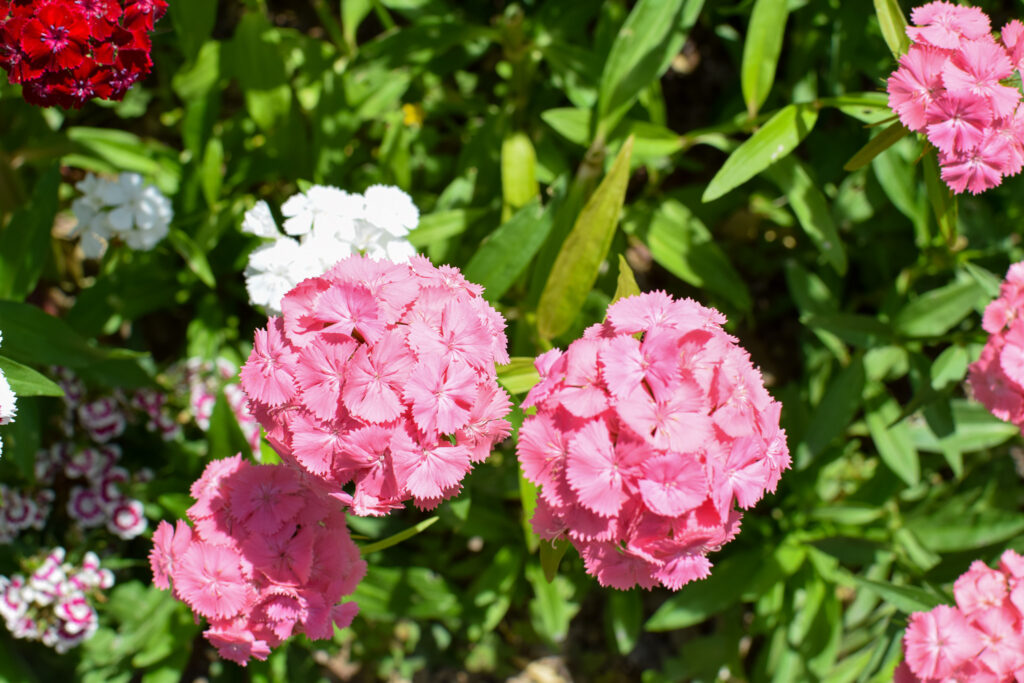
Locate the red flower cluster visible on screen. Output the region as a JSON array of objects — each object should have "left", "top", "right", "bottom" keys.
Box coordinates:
[{"left": 0, "top": 0, "right": 167, "bottom": 108}]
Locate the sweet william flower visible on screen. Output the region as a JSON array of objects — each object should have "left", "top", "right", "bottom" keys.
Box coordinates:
[
  {"left": 969, "top": 262, "right": 1024, "bottom": 428},
  {"left": 239, "top": 254, "right": 512, "bottom": 516},
  {"left": 517, "top": 291, "right": 789, "bottom": 591},
  {"left": 0, "top": 0, "right": 166, "bottom": 108},
  {"left": 68, "top": 172, "right": 172, "bottom": 258}
]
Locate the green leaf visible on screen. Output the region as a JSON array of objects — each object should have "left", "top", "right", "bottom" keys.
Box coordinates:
[
  {"left": 844, "top": 122, "right": 910, "bottom": 172},
  {"left": 539, "top": 539, "right": 571, "bottom": 583},
  {"left": 909, "top": 509, "right": 1024, "bottom": 553},
  {"left": 526, "top": 562, "right": 580, "bottom": 645},
  {"left": 606, "top": 590, "right": 642, "bottom": 656},
  {"left": 804, "top": 356, "right": 865, "bottom": 456},
  {"left": 963, "top": 262, "right": 1002, "bottom": 299},
  {"left": 200, "top": 136, "right": 224, "bottom": 209},
  {"left": 224, "top": 13, "right": 292, "bottom": 132},
  {"left": 922, "top": 151, "right": 956, "bottom": 241},
  {"left": 542, "top": 108, "right": 590, "bottom": 146},
  {"left": 893, "top": 278, "right": 983, "bottom": 338},
  {"left": 207, "top": 390, "right": 252, "bottom": 459},
  {"left": 909, "top": 399, "right": 1018, "bottom": 455},
  {"left": 342, "top": 0, "right": 374, "bottom": 49},
  {"left": 873, "top": 0, "right": 911, "bottom": 59},
  {"left": 640, "top": 199, "right": 752, "bottom": 311},
  {"left": 538, "top": 136, "right": 633, "bottom": 340},
  {"left": 765, "top": 157, "right": 847, "bottom": 274},
  {"left": 167, "top": 229, "right": 216, "bottom": 289},
  {"left": 703, "top": 103, "right": 820, "bottom": 202},
  {"left": 464, "top": 200, "right": 554, "bottom": 302},
  {"left": 408, "top": 209, "right": 486, "bottom": 247},
  {"left": 646, "top": 543, "right": 806, "bottom": 631},
  {"left": 168, "top": 0, "right": 217, "bottom": 62},
  {"left": 596, "top": 0, "right": 704, "bottom": 136},
  {"left": 501, "top": 132, "right": 539, "bottom": 219},
  {"left": 740, "top": 0, "right": 789, "bottom": 117},
  {"left": 804, "top": 313, "right": 891, "bottom": 348},
  {"left": 848, "top": 577, "right": 943, "bottom": 614},
  {"left": 864, "top": 390, "right": 920, "bottom": 486},
  {"left": 930, "top": 345, "right": 968, "bottom": 390},
  {"left": 496, "top": 357, "right": 541, "bottom": 396},
  {"left": 612, "top": 254, "right": 641, "bottom": 303},
  {"left": 360, "top": 516, "right": 439, "bottom": 555},
  {"left": 0, "top": 356, "right": 62, "bottom": 397},
  {"left": 0, "top": 165, "right": 58, "bottom": 301}
]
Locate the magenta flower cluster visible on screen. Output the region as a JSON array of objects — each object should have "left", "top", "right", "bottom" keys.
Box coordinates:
[
  {"left": 887, "top": 1, "right": 1024, "bottom": 194},
  {"left": 0, "top": 548, "right": 114, "bottom": 653},
  {"left": 896, "top": 550, "right": 1024, "bottom": 681},
  {"left": 968, "top": 263, "right": 1024, "bottom": 429},
  {"left": 149, "top": 455, "right": 366, "bottom": 667},
  {"left": 517, "top": 292, "right": 790, "bottom": 590},
  {"left": 239, "top": 254, "right": 513, "bottom": 515}
]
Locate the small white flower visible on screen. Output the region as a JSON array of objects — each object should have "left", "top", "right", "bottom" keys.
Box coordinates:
[
  {"left": 244, "top": 237, "right": 313, "bottom": 314},
  {"left": 281, "top": 185, "right": 361, "bottom": 239},
  {"left": 361, "top": 184, "right": 419, "bottom": 237},
  {"left": 0, "top": 369, "right": 16, "bottom": 426},
  {"left": 241, "top": 201, "right": 279, "bottom": 238},
  {"left": 68, "top": 173, "right": 172, "bottom": 257}
]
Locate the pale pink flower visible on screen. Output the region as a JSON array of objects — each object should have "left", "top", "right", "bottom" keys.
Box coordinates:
[{"left": 908, "top": 1, "right": 991, "bottom": 49}]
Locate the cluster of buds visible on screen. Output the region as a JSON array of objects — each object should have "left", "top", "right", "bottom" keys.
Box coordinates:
[
  {"left": 0, "top": 484, "right": 52, "bottom": 544},
  {"left": 0, "top": 548, "right": 113, "bottom": 653}
]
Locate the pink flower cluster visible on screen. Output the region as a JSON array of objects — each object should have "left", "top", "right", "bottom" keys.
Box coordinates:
[
  {"left": 517, "top": 292, "right": 789, "bottom": 590},
  {"left": 178, "top": 358, "right": 262, "bottom": 459},
  {"left": 149, "top": 455, "right": 366, "bottom": 667},
  {"left": 0, "top": 548, "right": 113, "bottom": 653},
  {"left": 239, "top": 254, "right": 512, "bottom": 516},
  {"left": 896, "top": 550, "right": 1024, "bottom": 681},
  {"left": 968, "top": 263, "right": 1024, "bottom": 428},
  {"left": 887, "top": 2, "right": 1024, "bottom": 194}
]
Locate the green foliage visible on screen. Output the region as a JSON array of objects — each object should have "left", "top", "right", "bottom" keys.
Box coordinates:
[{"left": 4, "top": 0, "right": 1024, "bottom": 680}]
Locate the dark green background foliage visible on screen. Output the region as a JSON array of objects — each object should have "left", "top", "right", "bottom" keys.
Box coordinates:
[{"left": 1, "top": 0, "right": 1024, "bottom": 680}]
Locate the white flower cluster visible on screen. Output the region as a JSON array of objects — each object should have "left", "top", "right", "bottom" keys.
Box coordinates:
[
  {"left": 0, "top": 331, "right": 17, "bottom": 458},
  {"left": 242, "top": 184, "right": 419, "bottom": 313},
  {"left": 0, "top": 548, "right": 114, "bottom": 653},
  {"left": 70, "top": 172, "right": 173, "bottom": 258}
]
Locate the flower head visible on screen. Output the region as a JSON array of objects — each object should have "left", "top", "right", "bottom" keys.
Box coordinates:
[{"left": 517, "top": 291, "right": 789, "bottom": 591}]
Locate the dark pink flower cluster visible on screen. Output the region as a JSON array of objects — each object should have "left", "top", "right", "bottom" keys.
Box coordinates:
[
  {"left": 239, "top": 254, "right": 512, "bottom": 516},
  {"left": 517, "top": 292, "right": 789, "bottom": 590},
  {"left": 0, "top": 0, "right": 166, "bottom": 108},
  {"left": 895, "top": 550, "right": 1024, "bottom": 681},
  {"left": 887, "top": 2, "right": 1024, "bottom": 194},
  {"left": 149, "top": 455, "right": 366, "bottom": 667},
  {"left": 968, "top": 263, "right": 1024, "bottom": 428}
]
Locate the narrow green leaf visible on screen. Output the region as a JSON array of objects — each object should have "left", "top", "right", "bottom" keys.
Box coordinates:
[
  {"left": 844, "top": 122, "right": 910, "bottom": 171},
  {"left": 963, "top": 262, "right": 1002, "bottom": 299},
  {"left": 360, "top": 516, "right": 440, "bottom": 555},
  {"left": 909, "top": 399, "right": 1018, "bottom": 455},
  {"left": 873, "top": 0, "right": 911, "bottom": 59},
  {"left": 167, "top": 229, "right": 216, "bottom": 289},
  {"left": 930, "top": 345, "right": 968, "bottom": 390},
  {"left": 703, "top": 103, "right": 820, "bottom": 202},
  {"left": 538, "top": 136, "right": 633, "bottom": 340},
  {"left": 408, "top": 208, "right": 486, "bottom": 247},
  {"left": 922, "top": 151, "right": 956, "bottom": 241},
  {"left": 805, "top": 356, "right": 865, "bottom": 456},
  {"left": 893, "top": 278, "right": 983, "bottom": 338},
  {"left": 741, "top": 0, "right": 790, "bottom": 117},
  {"left": 641, "top": 199, "right": 752, "bottom": 311},
  {"left": 596, "top": 0, "right": 703, "bottom": 136},
  {"left": 0, "top": 356, "right": 63, "bottom": 397},
  {"left": 766, "top": 157, "right": 847, "bottom": 274},
  {"left": 539, "top": 539, "right": 572, "bottom": 583},
  {"left": 464, "top": 200, "right": 554, "bottom": 302},
  {"left": 200, "top": 137, "right": 224, "bottom": 208},
  {"left": 612, "top": 254, "right": 641, "bottom": 303},
  {"left": 496, "top": 357, "right": 541, "bottom": 396},
  {"left": 848, "top": 576, "right": 943, "bottom": 614},
  {"left": 526, "top": 562, "right": 580, "bottom": 645},
  {"left": 865, "top": 390, "right": 920, "bottom": 486},
  {"left": 909, "top": 509, "right": 1024, "bottom": 553},
  {"left": 168, "top": 0, "right": 217, "bottom": 62},
  {"left": 207, "top": 391, "right": 252, "bottom": 459},
  {"left": 606, "top": 590, "right": 643, "bottom": 656},
  {"left": 804, "top": 313, "right": 891, "bottom": 348},
  {"left": 542, "top": 108, "right": 590, "bottom": 146},
  {"left": 0, "top": 165, "right": 59, "bottom": 301},
  {"left": 342, "top": 0, "right": 374, "bottom": 50}
]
